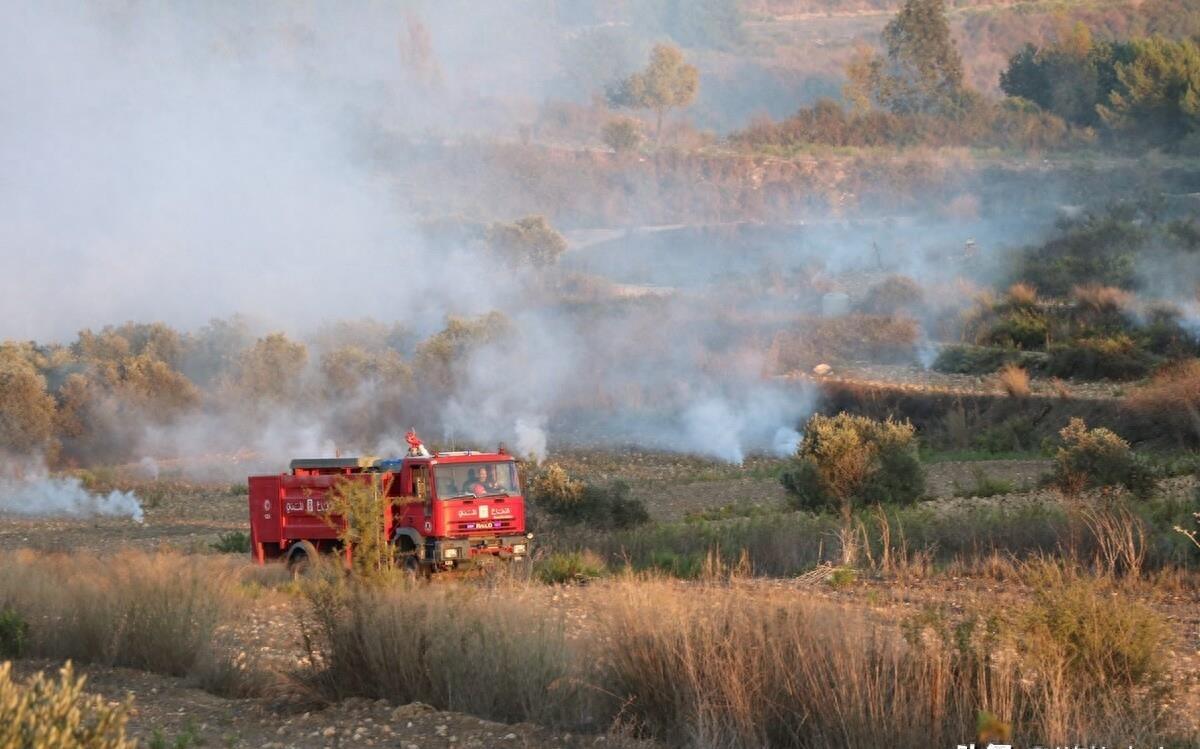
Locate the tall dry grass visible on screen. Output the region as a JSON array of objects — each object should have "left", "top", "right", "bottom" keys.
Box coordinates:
[
  {"left": 302, "top": 571, "right": 583, "bottom": 727},
  {"left": 1126, "top": 359, "right": 1200, "bottom": 446},
  {"left": 0, "top": 550, "right": 235, "bottom": 679},
  {"left": 302, "top": 567, "right": 1184, "bottom": 747}
]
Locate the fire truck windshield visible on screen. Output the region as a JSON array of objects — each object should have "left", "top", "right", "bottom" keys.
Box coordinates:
[{"left": 435, "top": 462, "right": 519, "bottom": 498}]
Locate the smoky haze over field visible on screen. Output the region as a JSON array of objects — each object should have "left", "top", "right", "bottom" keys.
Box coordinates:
[
  {"left": 8, "top": 0, "right": 1178, "bottom": 483},
  {"left": 0, "top": 1, "right": 836, "bottom": 471},
  {"left": 0, "top": 1, "right": 558, "bottom": 340}
]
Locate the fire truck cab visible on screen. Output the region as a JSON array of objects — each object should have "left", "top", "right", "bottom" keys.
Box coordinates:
[{"left": 247, "top": 433, "right": 531, "bottom": 572}]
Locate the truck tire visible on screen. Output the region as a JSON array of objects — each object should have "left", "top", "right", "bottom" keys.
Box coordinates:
[
  {"left": 286, "top": 540, "right": 319, "bottom": 576},
  {"left": 402, "top": 553, "right": 432, "bottom": 582}
]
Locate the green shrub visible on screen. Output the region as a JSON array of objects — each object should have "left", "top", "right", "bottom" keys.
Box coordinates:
[
  {"left": 1017, "top": 564, "right": 1165, "bottom": 693},
  {"left": 781, "top": 413, "right": 925, "bottom": 515},
  {"left": 536, "top": 551, "right": 607, "bottom": 584},
  {"left": 0, "top": 661, "right": 134, "bottom": 748},
  {"left": 972, "top": 415, "right": 1039, "bottom": 454},
  {"left": 209, "top": 531, "right": 250, "bottom": 554},
  {"left": 0, "top": 606, "right": 28, "bottom": 658},
  {"left": 932, "top": 344, "right": 1012, "bottom": 374},
  {"left": 1138, "top": 304, "right": 1199, "bottom": 359},
  {"left": 1045, "top": 335, "right": 1157, "bottom": 380},
  {"left": 1013, "top": 207, "right": 1143, "bottom": 296},
  {"left": 601, "top": 117, "right": 643, "bottom": 153},
  {"left": 954, "top": 468, "right": 1016, "bottom": 498},
  {"left": 980, "top": 309, "right": 1049, "bottom": 349},
  {"left": 826, "top": 567, "right": 857, "bottom": 589},
  {"left": 1051, "top": 418, "right": 1155, "bottom": 497},
  {"left": 529, "top": 464, "right": 649, "bottom": 529},
  {"left": 326, "top": 475, "right": 398, "bottom": 581}
]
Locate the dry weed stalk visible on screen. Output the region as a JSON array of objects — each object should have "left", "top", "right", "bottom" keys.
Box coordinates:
[
  {"left": 997, "top": 363, "right": 1030, "bottom": 398},
  {"left": 1175, "top": 512, "right": 1200, "bottom": 551},
  {"left": 1076, "top": 501, "right": 1147, "bottom": 577}
]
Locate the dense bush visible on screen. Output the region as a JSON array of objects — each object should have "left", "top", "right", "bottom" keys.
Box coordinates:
[
  {"left": 1125, "top": 359, "right": 1200, "bottom": 446},
  {"left": 601, "top": 117, "right": 643, "bottom": 153},
  {"left": 485, "top": 215, "right": 567, "bottom": 268},
  {"left": 1013, "top": 206, "right": 1143, "bottom": 296},
  {"left": 771, "top": 314, "right": 919, "bottom": 372},
  {"left": 780, "top": 413, "right": 924, "bottom": 515},
  {"left": 1017, "top": 564, "right": 1166, "bottom": 692},
  {"left": 980, "top": 308, "right": 1049, "bottom": 349},
  {"left": 0, "top": 607, "right": 28, "bottom": 658},
  {"left": 1044, "top": 335, "right": 1157, "bottom": 381},
  {"left": 1051, "top": 418, "right": 1155, "bottom": 497},
  {"left": 535, "top": 551, "right": 607, "bottom": 584},
  {"left": 0, "top": 344, "right": 57, "bottom": 454},
  {"left": 932, "top": 344, "right": 1018, "bottom": 374},
  {"left": 731, "top": 96, "right": 1076, "bottom": 151},
  {"left": 0, "top": 662, "right": 134, "bottom": 749},
  {"left": 210, "top": 531, "right": 251, "bottom": 554},
  {"left": 528, "top": 463, "right": 649, "bottom": 529},
  {"left": 856, "top": 275, "right": 924, "bottom": 316}
]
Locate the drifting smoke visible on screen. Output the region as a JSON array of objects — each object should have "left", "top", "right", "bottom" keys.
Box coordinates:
[
  {"left": 1, "top": 2, "right": 1125, "bottom": 472},
  {"left": 514, "top": 417, "right": 548, "bottom": 463},
  {"left": 772, "top": 426, "right": 802, "bottom": 457},
  {"left": 0, "top": 475, "right": 144, "bottom": 523}
]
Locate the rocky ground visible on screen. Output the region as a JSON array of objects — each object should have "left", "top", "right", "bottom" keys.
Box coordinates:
[{"left": 12, "top": 660, "right": 652, "bottom": 749}]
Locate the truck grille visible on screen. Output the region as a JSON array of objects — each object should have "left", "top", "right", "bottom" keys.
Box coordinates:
[{"left": 455, "top": 519, "right": 513, "bottom": 533}]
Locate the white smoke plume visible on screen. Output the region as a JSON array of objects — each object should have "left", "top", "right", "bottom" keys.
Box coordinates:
[
  {"left": 514, "top": 416, "right": 548, "bottom": 462},
  {"left": 0, "top": 475, "right": 144, "bottom": 523}
]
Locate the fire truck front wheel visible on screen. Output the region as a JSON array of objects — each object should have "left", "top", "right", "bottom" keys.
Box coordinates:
[{"left": 401, "top": 553, "right": 431, "bottom": 581}]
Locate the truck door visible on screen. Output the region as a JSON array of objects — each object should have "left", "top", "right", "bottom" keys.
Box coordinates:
[{"left": 412, "top": 463, "right": 432, "bottom": 528}]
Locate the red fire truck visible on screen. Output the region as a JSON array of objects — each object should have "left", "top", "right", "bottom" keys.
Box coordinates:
[{"left": 247, "top": 432, "right": 531, "bottom": 573}]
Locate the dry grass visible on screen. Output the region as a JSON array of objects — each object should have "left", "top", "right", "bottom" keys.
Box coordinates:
[
  {"left": 996, "top": 363, "right": 1031, "bottom": 398},
  {"left": 1006, "top": 282, "right": 1039, "bottom": 308},
  {"left": 1126, "top": 359, "right": 1200, "bottom": 445},
  {"left": 770, "top": 314, "right": 919, "bottom": 373},
  {"left": 0, "top": 550, "right": 234, "bottom": 678},
  {"left": 301, "top": 571, "right": 583, "bottom": 727},
  {"left": 300, "top": 567, "right": 1184, "bottom": 747},
  {"left": 1072, "top": 284, "right": 1133, "bottom": 313}
]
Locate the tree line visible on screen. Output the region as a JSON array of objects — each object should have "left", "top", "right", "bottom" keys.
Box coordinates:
[{"left": 734, "top": 0, "right": 1200, "bottom": 152}]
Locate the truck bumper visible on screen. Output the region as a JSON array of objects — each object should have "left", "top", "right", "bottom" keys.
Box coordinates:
[{"left": 430, "top": 534, "right": 531, "bottom": 567}]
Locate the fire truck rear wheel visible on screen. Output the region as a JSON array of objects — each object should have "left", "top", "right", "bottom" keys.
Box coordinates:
[{"left": 286, "top": 541, "right": 319, "bottom": 576}]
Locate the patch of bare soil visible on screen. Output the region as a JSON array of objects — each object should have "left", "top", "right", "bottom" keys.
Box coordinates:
[
  {"left": 924, "top": 459, "right": 1050, "bottom": 497},
  {"left": 0, "top": 487, "right": 246, "bottom": 553}
]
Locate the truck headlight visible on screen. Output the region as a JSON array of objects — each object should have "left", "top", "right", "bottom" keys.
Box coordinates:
[
  {"left": 512, "top": 543, "right": 527, "bottom": 555},
  {"left": 443, "top": 547, "right": 459, "bottom": 559}
]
